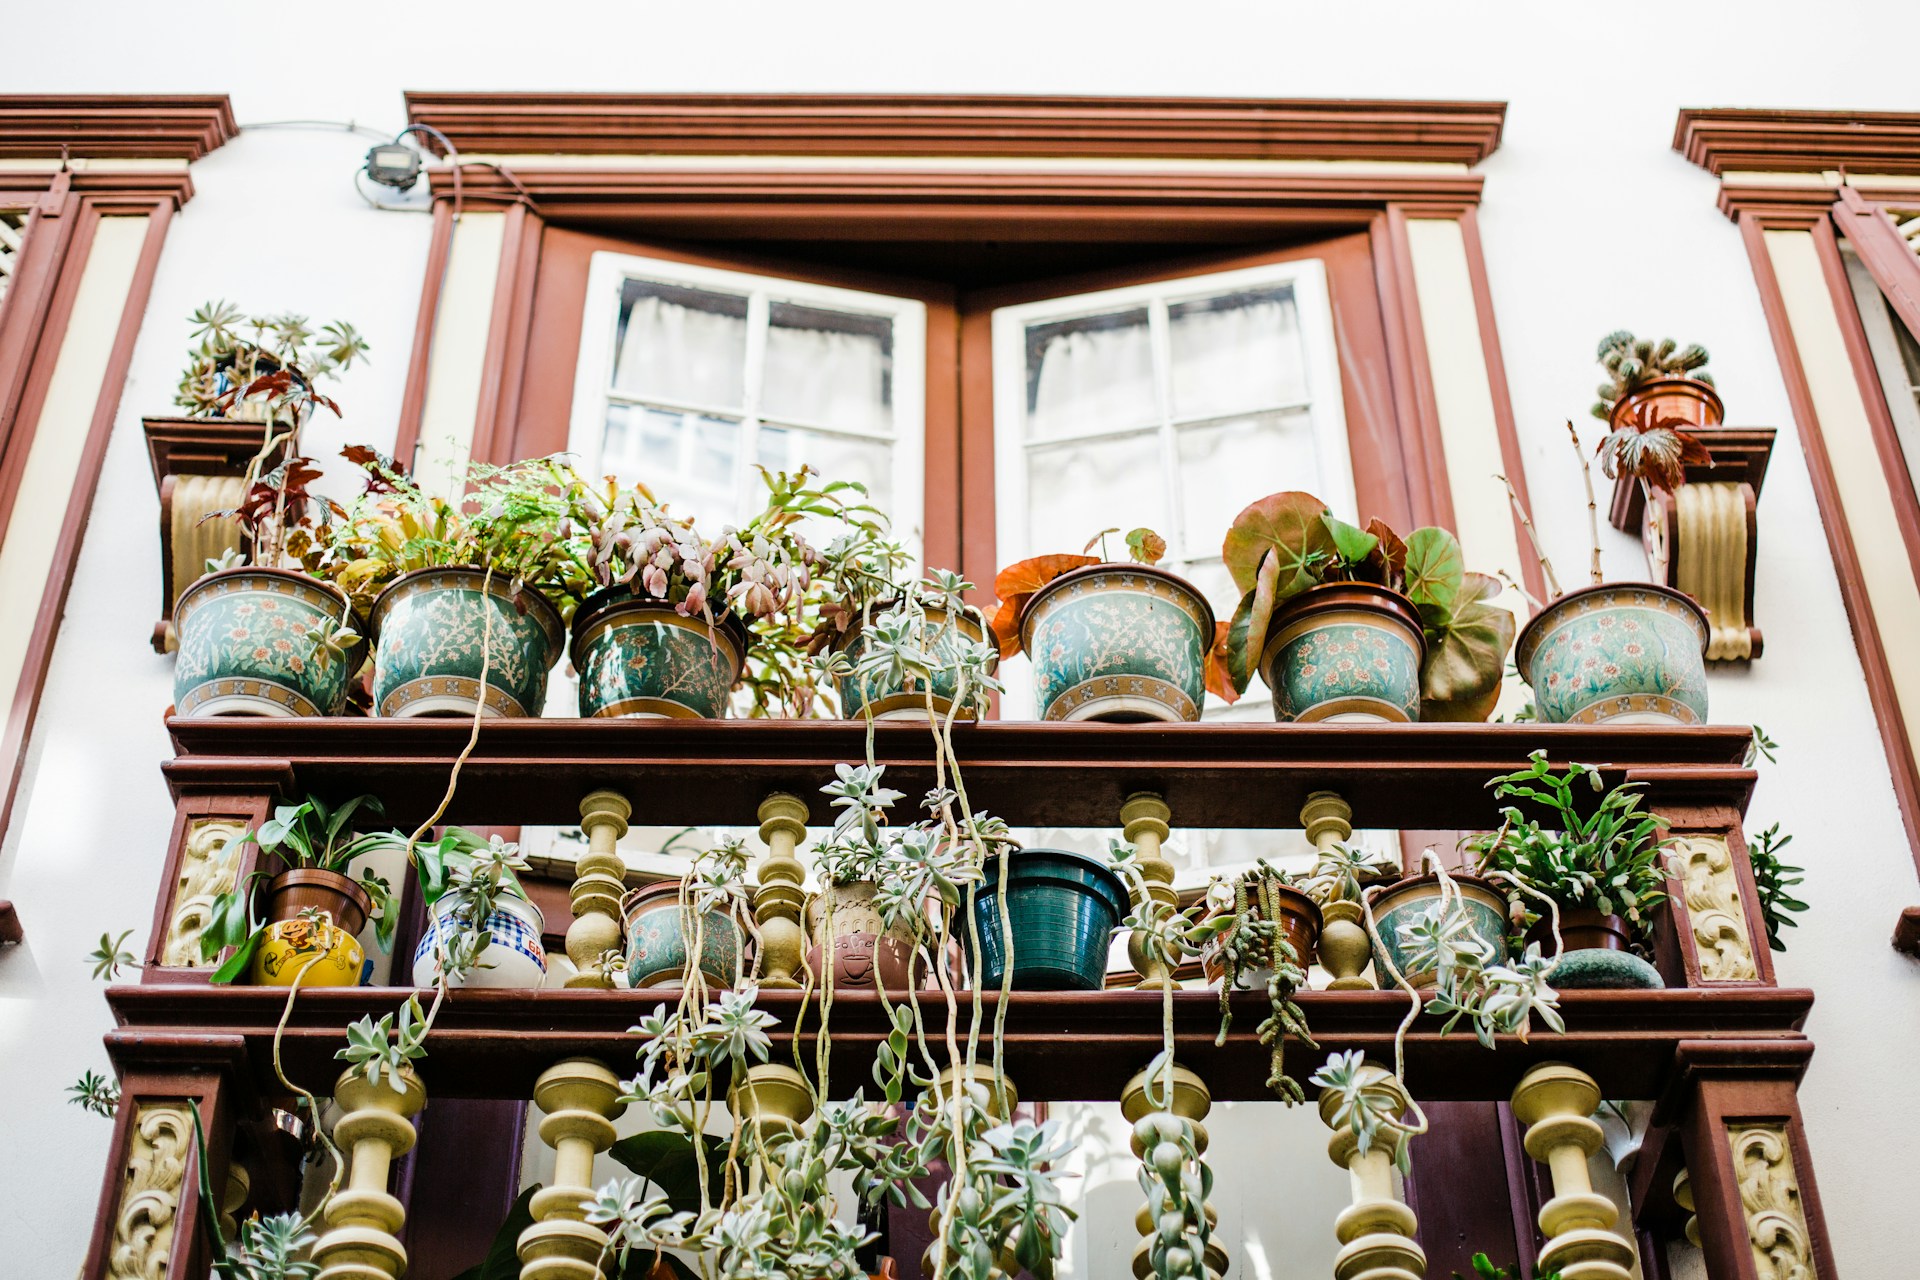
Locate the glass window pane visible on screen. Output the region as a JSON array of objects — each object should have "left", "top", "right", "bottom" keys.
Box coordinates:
[
  {"left": 611, "top": 279, "right": 749, "bottom": 410},
  {"left": 600, "top": 403, "right": 739, "bottom": 517},
  {"left": 1168, "top": 285, "right": 1307, "bottom": 422},
  {"left": 1024, "top": 307, "right": 1157, "bottom": 440},
  {"left": 1025, "top": 432, "right": 1167, "bottom": 557},
  {"left": 1175, "top": 409, "right": 1324, "bottom": 558},
  {"left": 757, "top": 425, "right": 894, "bottom": 533},
  {"left": 761, "top": 302, "right": 894, "bottom": 434}
]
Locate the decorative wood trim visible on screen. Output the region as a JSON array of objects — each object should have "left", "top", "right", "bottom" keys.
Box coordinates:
[
  {"left": 405, "top": 93, "right": 1505, "bottom": 165},
  {"left": 1677, "top": 106, "right": 1920, "bottom": 176},
  {"left": 143, "top": 417, "right": 280, "bottom": 652},
  {"left": 1833, "top": 186, "right": 1920, "bottom": 343},
  {"left": 141, "top": 771, "right": 285, "bottom": 982},
  {"left": 1381, "top": 205, "right": 1453, "bottom": 531},
  {"left": 0, "top": 95, "right": 236, "bottom": 161},
  {"left": 393, "top": 199, "right": 454, "bottom": 470},
  {"left": 468, "top": 202, "right": 545, "bottom": 467}
]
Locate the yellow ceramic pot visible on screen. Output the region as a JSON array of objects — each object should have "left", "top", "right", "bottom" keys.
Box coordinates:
[{"left": 249, "top": 914, "right": 365, "bottom": 987}]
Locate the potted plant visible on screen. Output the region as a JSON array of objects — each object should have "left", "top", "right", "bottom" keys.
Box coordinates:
[
  {"left": 410, "top": 830, "right": 548, "bottom": 990},
  {"left": 972, "top": 845, "right": 1130, "bottom": 991},
  {"left": 1194, "top": 863, "right": 1321, "bottom": 994},
  {"left": 1217, "top": 491, "right": 1515, "bottom": 723},
  {"left": 173, "top": 301, "right": 369, "bottom": 425},
  {"left": 618, "top": 838, "right": 753, "bottom": 990},
  {"left": 812, "top": 541, "right": 998, "bottom": 723},
  {"left": 1592, "top": 330, "right": 1720, "bottom": 434},
  {"left": 1465, "top": 751, "right": 1671, "bottom": 989},
  {"left": 327, "top": 449, "right": 586, "bottom": 719},
  {"left": 198, "top": 793, "right": 400, "bottom": 987},
  {"left": 991, "top": 528, "right": 1224, "bottom": 723}
]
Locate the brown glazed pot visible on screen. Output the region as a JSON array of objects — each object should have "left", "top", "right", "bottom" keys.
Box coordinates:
[
  {"left": 262, "top": 868, "right": 370, "bottom": 936},
  {"left": 1198, "top": 880, "right": 1323, "bottom": 985},
  {"left": 1527, "top": 906, "right": 1630, "bottom": 954},
  {"left": 1609, "top": 377, "right": 1724, "bottom": 433},
  {"left": 806, "top": 881, "right": 922, "bottom": 994}
]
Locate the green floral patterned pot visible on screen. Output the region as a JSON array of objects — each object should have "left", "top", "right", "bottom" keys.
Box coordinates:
[
  {"left": 973, "top": 849, "right": 1130, "bottom": 991},
  {"left": 1368, "top": 874, "right": 1509, "bottom": 989},
  {"left": 369, "top": 567, "right": 564, "bottom": 718},
  {"left": 572, "top": 593, "right": 747, "bottom": 719},
  {"left": 173, "top": 567, "right": 363, "bottom": 717},
  {"left": 833, "top": 602, "right": 995, "bottom": 721},
  {"left": 1259, "top": 583, "right": 1425, "bottom": 722},
  {"left": 1019, "top": 564, "right": 1213, "bottom": 723},
  {"left": 621, "top": 881, "right": 747, "bottom": 988},
  {"left": 1516, "top": 583, "right": 1709, "bottom": 725}
]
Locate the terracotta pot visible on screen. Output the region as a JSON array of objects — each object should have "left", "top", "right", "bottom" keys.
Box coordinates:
[
  {"left": 1515, "top": 582, "right": 1709, "bottom": 725},
  {"left": 1198, "top": 879, "right": 1322, "bottom": 988},
  {"left": 1367, "top": 873, "right": 1509, "bottom": 989},
  {"left": 1527, "top": 906, "right": 1630, "bottom": 954},
  {"left": 832, "top": 601, "right": 995, "bottom": 721},
  {"left": 172, "top": 567, "right": 364, "bottom": 717},
  {"left": 1259, "top": 582, "right": 1425, "bottom": 723},
  {"left": 571, "top": 591, "right": 748, "bottom": 719},
  {"left": 369, "top": 566, "right": 565, "bottom": 718},
  {"left": 621, "top": 881, "right": 747, "bottom": 988},
  {"left": 1609, "top": 377, "right": 1723, "bottom": 433},
  {"left": 806, "top": 881, "right": 922, "bottom": 994},
  {"left": 1018, "top": 563, "right": 1214, "bottom": 723},
  {"left": 262, "top": 869, "right": 370, "bottom": 937}
]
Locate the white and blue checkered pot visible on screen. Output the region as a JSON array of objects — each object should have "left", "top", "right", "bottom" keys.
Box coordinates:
[{"left": 411, "top": 891, "right": 547, "bottom": 989}]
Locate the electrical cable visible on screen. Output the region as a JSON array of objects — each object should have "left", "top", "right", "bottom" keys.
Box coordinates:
[{"left": 235, "top": 119, "right": 395, "bottom": 141}]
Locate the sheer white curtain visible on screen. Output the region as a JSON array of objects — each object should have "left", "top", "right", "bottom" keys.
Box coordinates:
[
  {"left": 613, "top": 293, "right": 747, "bottom": 408},
  {"left": 762, "top": 323, "right": 890, "bottom": 432}
]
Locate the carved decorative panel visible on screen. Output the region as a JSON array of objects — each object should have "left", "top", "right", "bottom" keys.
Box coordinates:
[
  {"left": 161, "top": 818, "right": 243, "bottom": 967},
  {"left": 1730, "top": 1124, "right": 1818, "bottom": 1280},
  {"left": 107, "top": 1103, "right": 191, "bottom": 1279},
  {"left": 1677, "top": 834, "right": 1760, "bottom": 981}
]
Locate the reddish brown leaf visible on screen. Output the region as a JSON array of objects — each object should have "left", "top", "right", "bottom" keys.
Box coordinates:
[
  {"left": 1204, "top": 620, "right": 1240, "bottom": 704},
  {"left": 988, "top": 596, "right": 1028, "bottom": 659},
  {"left": 992, "top": 554, "right": 1098, "bottom": 602}
]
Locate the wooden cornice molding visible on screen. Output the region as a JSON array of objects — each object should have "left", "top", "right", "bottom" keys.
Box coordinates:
[
  {"left": 1677, "top": 107, "right": 1920, "bottom": 177},
  {"left": 0, "top": 95, "right": 236, "bottom": 161},
  {"left": 405, "top": 92, "right": 1505, "bottom": 165}
]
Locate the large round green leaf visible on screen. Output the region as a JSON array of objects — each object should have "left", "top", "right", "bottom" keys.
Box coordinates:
[
  {"left": 1419, "top": 572, "right": 1516, "bottom": 722},
  {"left": 1222, "top": 492, "right": 1334, "bottom": 597}
]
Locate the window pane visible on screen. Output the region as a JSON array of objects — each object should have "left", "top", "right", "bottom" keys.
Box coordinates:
[
  {"left": 1175, "top": 408, "right": 1323, "bottom": 558},
  {"left": 612, "top": 279, "right": 749, "bottom": 409},
  {"left": 762, "top": 302, "right": 894, "bottom": 434},
  {"left": 757, "top": 425, "right": 894, "bottom": 526},
  {"left": 1168, "top": 285, "right": 1307, "bottom": 421},
  {"left": 601, "top": 402, "right": 739, "bottom": 516},
  {"left": 1025, "top": 431, "right": 1167, "bottom": 556},
  {"left": 1024, "top": 307, "right": 1157, "bottom": 440}
]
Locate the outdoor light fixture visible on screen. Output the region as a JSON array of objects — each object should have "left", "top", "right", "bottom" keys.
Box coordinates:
[{"left": 363, "top": 142, "right": 423, "bottom": 191}]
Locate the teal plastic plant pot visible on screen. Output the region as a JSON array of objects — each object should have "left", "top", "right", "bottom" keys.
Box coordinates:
[
  {"left": 572, "top": 591, "right": 747, "bottom": 719},
  {"left": 972, "top": 849, "right": 1130, "bottom": 991},
  {"left": 369, "top": 567, "right": 564, "bottom": 719},
  {"left": 1019, "top": 564, "right": 1214, "bottom": 723},
  {"left": 1515, "top": 582, "right": 1709, "bottom": 725},
  {"left": 1258, "top": 582, "right": 1425, "bottom": 723},
  {"left": 173, "top": 567, "right": 364, "bottom": 717},
  {"left": 833, "top": 602, "right": 994, "bottom": 721},
  {"left": 1367, "top": 874, "right": 1509, "bottom": 989}
]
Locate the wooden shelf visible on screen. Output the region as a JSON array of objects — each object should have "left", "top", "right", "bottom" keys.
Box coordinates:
[
  {"left": 106, "top": 984, "right": 1811, "bottom": 1105},
  {"left": 164, "top": 719, "right": 1756, "bottom": 829}
]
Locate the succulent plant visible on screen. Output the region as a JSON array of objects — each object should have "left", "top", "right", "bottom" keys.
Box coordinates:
[{"left": 1591, "top": 329, "right": 1713, "bottom": 423}]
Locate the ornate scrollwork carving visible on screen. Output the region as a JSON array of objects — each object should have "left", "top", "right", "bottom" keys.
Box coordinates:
[
  {"left": 1677, "top": 834, "right": 1759, "bottom": 981},
  {"left": 108, "top": 1103, "right": 191, "bottom": 1279},
  {"left": 162, "top": 819, "right": 244, "bottom": 967},
  {"left": 1731, "top": 1124, "right": 1818, "bottom": 1280}
]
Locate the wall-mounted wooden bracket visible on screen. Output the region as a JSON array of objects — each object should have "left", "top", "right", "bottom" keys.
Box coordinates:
[
  {"left": 1609, "top": 425, "right": 1777, "bottom": 662},
  {"left": 143, "top": 417, "right": 282, "bottom": 654}
]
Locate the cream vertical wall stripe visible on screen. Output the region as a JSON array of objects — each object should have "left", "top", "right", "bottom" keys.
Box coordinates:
[
  {"left": 413, "top": 211, "right": 507, "bottom": 496},
  {"left": 1401, "top": 217, "right": 1526, "bottom": 585},
  {"left": 0, "top": 215, "right": 146, "bottom": 711},
  {"left": 1764, "top": 227, "right": 1920, "bottom": 763}
]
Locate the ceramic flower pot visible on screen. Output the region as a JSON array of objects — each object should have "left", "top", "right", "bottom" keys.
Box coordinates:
[
  {"left": 1367, "top": 874, "right": 1509, "bottom": 989},
  {"left": 1018, "top": 564, "right": 1213, "bottom": 723},
  {"left": 572, "top": 591, "right": 747, "bottom": 719},
  {"left": 1515, "top": 582, "right": 1710, "bottom": 725},
  {"left": 1258, "top": 582, "right": 1425, "bottom": 723},
  {"left": 1198, "top": 880, "right": 1322, "bottom": 990},
  {"left": 621, "top": 881, "right": 747, "bottom": 988},
  {"left": 173, "top": 567, "right": 363, "bottom": 717},
  {"left": 972, "top": 849, "right": 1130, "bottom": 991},
  {"left": 1524, "top": 906, "right": 1663, "bottom": 990},
  {"left": 1610, "top": 377, "right": 1723, "bottom": 433},
  {"left": 729, "top": 1063, "right": 814, "bottom": 1143},
  {"left": 806, "top": 880, "right": 921, "bottom": 994},
  {"left": 369, "top": 567, "right": 564, "bottom": 718},
  {"left": 248, "top": 870, "right": 372, "bottom": 987},
  {"left": 411, "top": 892, "right": 547, "bottom": 989},
  {"left": 261, "top": 868, "right": 371, "bottom": 938},
  {"left": 833, "top": 602, "right": 995, "bottom": 721}
]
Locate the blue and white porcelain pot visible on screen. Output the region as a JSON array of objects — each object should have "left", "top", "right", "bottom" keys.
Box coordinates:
[{"left": 411, "top": 891, "right": 547, "bottom": 989}]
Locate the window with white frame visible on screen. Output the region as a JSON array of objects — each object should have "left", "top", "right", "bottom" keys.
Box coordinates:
[
  {"left": 1843, "top": 244, "right": 1920, "bottom": 499},
  {"left": 991, "top": 259, "right": 1356, "bottom": 720},
  {"left": 568, "top": 251, "right": 928, "bottom": 549}
]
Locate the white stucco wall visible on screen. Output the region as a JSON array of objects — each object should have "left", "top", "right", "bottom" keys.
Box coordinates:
[{"left": 4, "top": 2, "right": 1920, "bottom": 1276}]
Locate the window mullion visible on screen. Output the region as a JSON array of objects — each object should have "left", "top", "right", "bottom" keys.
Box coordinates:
[
  {"left": 739, "top": 291, "right": 772, "bottom": 512},
  {"left": 1148, "top": 297, "right": 1186, "bottom": 562}
]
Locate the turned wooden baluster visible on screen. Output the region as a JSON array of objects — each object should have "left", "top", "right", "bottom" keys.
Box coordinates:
[
  {"left": 567, "top": 791, "right": 631, "bottom": 989},
  {"left": 1317, "top": 1060, "right": 1424, "bottom": 1280},
  {"left": 518, "top": 1058, "right": 629, "bottom": 1280},
  {"left": 755, "top": 793, "right": 810, "bottom": 989},
  {"left": 1122, "top": 792, "right": 1179, "bottom": 989},
  {"left": 1122, "top": 1062, "right": 1229, "bottom": 1280},
  {"left": 312, "top": 1067, "right": 426, "bottom": 1280},
  {"left": 921, "top": 1065, "right": 1019, "bottom": 1278},
  {"left": 1302, "top": 791, "right": 1372, "bottom": 991},
  {"left": 1510, "top": 1063, "right": 1637, "bottom": 1280}
]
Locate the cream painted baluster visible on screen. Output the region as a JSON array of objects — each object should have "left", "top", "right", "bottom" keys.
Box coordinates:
[
  {"left": 1301, "top": 791, "right": 1372, "bottom": 990},
  {"left": 1121, "top": 792, "right": 1178, "bottom": 989},
  {"left": 567, "top": 790, "right": 631, "bottom": 989},
  {"left": 754, "top": 794, "right": 810, "bottom": 989},
  {"left": 1122, "top": 1063, "right": 1229, "bottom": 1280},
  {"left": 1317, "top": 1061, "right": 1425, "bottom": 1280},
  {"left": 312, "top": 1067, "right": 426, "bottom": 1280},
  {"left": 1510, "top": 1063, "right": 1637, "bottom": 1280},
  {"left": 518, "top": 1059, "right": 629, "bottom": 1280}
]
